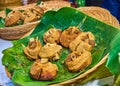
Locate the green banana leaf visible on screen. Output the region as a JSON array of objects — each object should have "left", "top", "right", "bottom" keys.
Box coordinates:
[
  {"left": 5, "top": 8, "right": 12, "bottom": 16},
  {"left": 107, "top": 32, "right": 120, "bottom": 76},
  {"left": 0, "top": 17, "right": 5, "bottom": 28},
  {"left": 36, "top": 0, "right": 41, "bottom": 5},
  {"left": 0, "top": 8, "right": 12, "bottom": 28},
  {"left": 2, "top": 7, "right": 120, "bottom": 86}
]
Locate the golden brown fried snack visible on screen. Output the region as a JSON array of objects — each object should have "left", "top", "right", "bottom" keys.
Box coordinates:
[
  {"left": 5, "top": 6, "right": 44, "bottom": 26},
  {"left": 69, "top": 32, "right": 95, "bottom": 52},
  {"left": 32, "top": 6, "right": 44, "bottom": 19},
  {"left": 5, "top": 10, "right": 22, "bottom": 26},
  {"left": 30, "top": 59, "right": 58, "bottom": 80},
  {"left": 24, "top": 37, "right": 42, "bottom": 60},
  {"left": 60, "top": 26, "right": 81, "bottom": 48},
  {"left": 43, "top": 28, "right": 62, "bottom": 44},
  {"left": 39, "top": 43, "right": 62, "bottom": 63},
  {"left": 22, "top": 6, "right": 44, "bottom": 24},
  {"left": 65, "top": 50, "right": 92, "bottom": 72},
  {"left": 23, "top": 10, "right": 37, "bottom": 24}
]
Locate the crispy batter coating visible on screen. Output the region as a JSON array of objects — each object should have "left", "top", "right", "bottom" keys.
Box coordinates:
[
  {"left": 5, "top": 10, "right": 22, "bottom": 26},
  {"left": 23, "top": 6, "right": 44, "bottom": 24},
  {"left": 24, "top": 37, "right": 42, "bottom": 60},
  {"left": 43, "top": 28, "right": 62, "bottom": 44},
  {"left": 65, "top": 50, "right": 92, "bottom": 72},
  {"left": 30, "top": 59, "right": 58, "bottom": 80},
  {"left": 23, "top": 10, "right": 37, "bottom": 24},
  {"left": 39, "top": 43, "right": 62, "bottom": 63},
  {"left": 69, "top": 32, "right": 95, "bottom": 52},
  {"left": 60, "top": 26, "right": 81, "bottom": 48},
  {"left": 5, "top": 6, "right": 44, "bottom": 26},
  {"left": 32, "top": 6, "right": 44, "bottom": 19}
]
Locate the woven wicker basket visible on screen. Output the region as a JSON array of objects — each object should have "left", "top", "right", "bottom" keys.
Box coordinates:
[
  {"left": 0, "top": 1, "right": 71, "bottom": 40},
  {"left": 0, "top": 0, "right": 20, "bottom": 4},
  {"left": 0, "top": 4, "right": 41, "bottom": 40},
  {"left": 4, "top": 6, "right": 120, "bottom": 86},
  {"left": 77, "top": 6, "right": 120, "bottom": 28},
  {"left": 0, "top": 0, "right": 22, "bottom": 10},
  {"left": 41, "top": 0, "right": 71, "bottom": 11}
]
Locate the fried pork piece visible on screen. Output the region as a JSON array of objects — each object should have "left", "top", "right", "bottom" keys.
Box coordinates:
[
  {"left": 32, "top": 6, "right": 44, "bottom": 19},
  {"left": 30, "top": 59, "right": 58, "bottom": 80},
  {"left": 22, "top": 6, "right": 44, "bottom": 24},
  {"left": 43, "top": 28, "right": 62, "bottom": 44},
  {"left": 24, "top": 37, "right": 42, "bottom": 60},
  {"left": 60, "top": 26, "right": 81, "bottom": 48},
  {"left": 22, "top": 10, "right": 37, "bottom": 24},
  {"left": 5, "top": 6, "right": 44, "bottom": 26},
  {"left": 69, "top": 32, "right": 95, "bottom": 52},
  {"left": 39, "top": 43, "right": 62, "bottom": 63},
  {"left": 5, "top": 10, "right": 22, "bottom": 26},
  {"left": 65, "top": 50, "right": 92, "bottom": 72}
]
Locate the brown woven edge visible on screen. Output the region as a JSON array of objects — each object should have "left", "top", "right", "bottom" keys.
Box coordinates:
[
  {"left": 0, "top": 21, "right": 39, "bottom": 40},
  {"left": 40, "top": 0, "right": 71, "bottom": 11},
  {"left": 0, "top": 4, "right": 40, "bottom": 40},
  {"left": 5, "top": 67, "right": 12, "bottom": 79},
  {"left": 77, "top": 6, "right": 120, "bottom": 28},
  {"left": 0, "top": 1, "right": 71, "bottom": 40}
]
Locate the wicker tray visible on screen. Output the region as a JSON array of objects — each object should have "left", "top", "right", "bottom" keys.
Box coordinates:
[
  {"left": 77, "top": 6, "right": 120, "bottom": 28},
  {"left": 0, "top": 1, "right": 71, "bottom": 40},
  {"left": 40, "top": 0, "right": 71, "bottom": 11},
  {"left": 0, "top": 4, "right": 40, "bottom": 40},
  {"left": 4, "top": 6, "right": 120, "bottom": 86},
  {"left": 0, "top": 0, "right": 22, "bottom": 10}
]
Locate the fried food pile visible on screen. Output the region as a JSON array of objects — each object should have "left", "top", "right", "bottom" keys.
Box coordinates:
[
  {"left": 65, "top": 50, "right": 92, "bottom": 72},
  {"left": 69, "top": 32, "right": 95, "bottom": 52},
  {"left": 24, "top": 37, "right": 42, "bottom": 60},
  {"left": 30, "top": 59, "right": 58, "bottom": 80},
  {"left": 60, "top": 26, "right": 81, "bottom": 47},
  {"left": 43, "top": 28, "right": 62, "bottom": 44},
  {"left": 24, "top": 37, "right": 61, "bottom": 80},
  {"left": 39, "top": 43, "right": 62, "bottom": 63},
  {"left": 23, "top": 27, "right": 95, "bottom": 81},
  {"left": 5, "top": 6, "right": 44, "bottom": 27}
]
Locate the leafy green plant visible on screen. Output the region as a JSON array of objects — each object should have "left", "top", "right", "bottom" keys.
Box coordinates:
[{"left": 2, "top": 7, "right": 120, "bottom": 86}]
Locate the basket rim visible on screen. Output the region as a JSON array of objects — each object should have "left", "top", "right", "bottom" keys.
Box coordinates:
[
  {"left": 0, "top": 4, "right": 42, "bottom": 40},
  {"left": 0, "top": 1, "right": 71, "bottom": 40},
  {"left": 77, "top": 6, "right": 120, "bottom": 28},
  {"left": 0, "top": 20, "right": 40, "bottom": 29}
]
